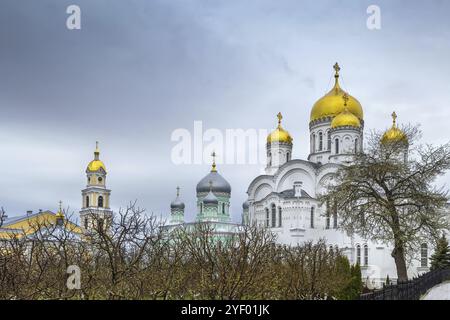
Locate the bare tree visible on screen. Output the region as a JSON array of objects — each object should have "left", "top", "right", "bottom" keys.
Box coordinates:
[{"left": 322, "top": 126, "right": 450, "bottom": 281}]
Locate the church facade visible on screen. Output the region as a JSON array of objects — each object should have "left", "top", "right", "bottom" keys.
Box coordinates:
[
  {"left": 242, "top": 63, "right": 446, "bottom": 288},
  {"left": 165, "top": 152, "right": 241, "bottom": 238}
]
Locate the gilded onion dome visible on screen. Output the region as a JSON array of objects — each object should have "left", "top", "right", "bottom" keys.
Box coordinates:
[
  {"left": 331, "top": 93, "right": 361, "bottom": 129},
  {"left": 87, "top": 141, "right": 107, "bottom": 172},
  {"left": 55, "top": 200, "right": 65, "bottom": 219},
  {"left": 267, "top": 112, "right": 293, "bottom": 144},
  {"left": 381, "top": 112, "right": 408, "bottom": 145},
  {"left": 196, "top": 152, "right": 231, "bottom": 194},
  {"left": 310, "top": 63, "right": 363, "bottom": 122}
]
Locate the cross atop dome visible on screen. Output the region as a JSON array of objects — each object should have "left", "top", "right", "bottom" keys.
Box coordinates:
[
  {"left": 277, "top": 112, "right": 283, "bottom": 127},
  {"left": 342, "top": 93, "right": 349, "bottom": 107},
  {"left": 211, "top": 151, "right": 217, "bottom": 172},
  {"left": 392, "top": 111, "right": 397, "bottom": 127},
  {"left": 333, "top": 62, "right": 341, "bottom": 78}
]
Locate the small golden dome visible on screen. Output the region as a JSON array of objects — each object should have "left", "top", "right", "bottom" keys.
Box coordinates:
[
  {"left": 267, "top": 112, "right": 293, "bottom": 144},
  {"left": 331, "top": 93, "right": 361, "bottom": 129},
  {"left": 87, "top": 142, "right": 107, "bottom": 172},
  {"left": 55, "top": 201, "right": 64, "bottom": 219},
  {"left": 381, "top": 112, "right": 408, "bottom": 144},
  {"left": 310, "top": 63, "right": 363, "bottom": 122}
]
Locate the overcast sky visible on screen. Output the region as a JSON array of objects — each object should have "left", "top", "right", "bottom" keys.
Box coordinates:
[{"left": 1, "top": 0, "right": 450, "bottom": 223}]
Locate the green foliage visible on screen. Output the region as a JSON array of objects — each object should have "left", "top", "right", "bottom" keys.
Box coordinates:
[
  {"left": 430, "top": 235, "right": 450, "bottom": 271},
  {"left": 334, "top": 258, "right": 362, "bottom": 300},
  {"left": 385, "top": 274, "right": 390, "bottom": 285}
]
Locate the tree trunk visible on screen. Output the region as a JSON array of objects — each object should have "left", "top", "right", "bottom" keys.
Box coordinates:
[{"left": 391, "top": 244, "right": 408, "bottom": 281}]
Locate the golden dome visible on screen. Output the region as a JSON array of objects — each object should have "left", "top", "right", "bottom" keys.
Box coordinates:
[
  {"left": 55, "top": 200, "right": 65, "bottom": 219},
  {"left": 381, "top": 112, "right": 408, "bottom": 144},
  {"left": 87, "top": 142, "right": 107, "bottom": 172},
  {"left": 310, "top": 63, "right": 363, "bottom": 122},
  {"left": 331, "top": 93, "right": 361, "bottom": 129},
  {"left": 267, "top": 112, "right": 293, "bottom": 144}
]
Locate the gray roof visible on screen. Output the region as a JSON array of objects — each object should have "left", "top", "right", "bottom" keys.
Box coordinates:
[
  {"left": 1, "top": 210, "right": 53, "bottom": 227},
  {"left": 170, "top": 197, "right": 185, "bottom": 210},
  {"left": 196, "top": 171, "right": 231, "bottom": 194},
  {"left": 203, "top": 190, "right": 219, "bottom": 205},
  {"left": 277, "top": 188, "right": 312, "bottom": 199}
]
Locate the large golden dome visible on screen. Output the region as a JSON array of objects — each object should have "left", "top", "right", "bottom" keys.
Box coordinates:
[
  {"left": 310, "top": 63, "right": 363, "bottom": 122},
  {"left": 267, "top": 112, "right": 293, "bottom": 144},
  {"left": 331, "top": 94, "right": 361, "bottom": 129},
  {"left": 381, "top": 112, "right": 408, "bottom": 145},
  {"left": 87, "top": 142, "right": 107, "bottom": 172}
]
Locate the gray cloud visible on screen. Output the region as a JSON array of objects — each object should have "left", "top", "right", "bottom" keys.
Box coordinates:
[{"left": 1, "top": 0, "right": 450, "bottom": 222}]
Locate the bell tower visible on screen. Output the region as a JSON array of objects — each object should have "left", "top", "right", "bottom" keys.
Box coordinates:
[{"left": 79, "top": 142, "right": 112, "bottom": 233}]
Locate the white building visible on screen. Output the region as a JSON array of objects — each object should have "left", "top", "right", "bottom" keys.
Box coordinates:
[{"left": 243, "top": 63, "right": 446, "bottom": 288}]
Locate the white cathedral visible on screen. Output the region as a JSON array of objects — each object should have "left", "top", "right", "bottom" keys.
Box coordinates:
[
  {"left": 167, "top": 63, "right": 449, "bottom": 288},
  {"left": 242, "top": 63, "right": 448, "bottom": 288}
]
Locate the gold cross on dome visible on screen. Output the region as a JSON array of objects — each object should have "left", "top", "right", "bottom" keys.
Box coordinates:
[
  {"left": 392, "top": 111, "right": 397, "bottom": 126},
  {"left": 277, "top": 112, "right": 283, "bottom": 126},
  {"left": 333, "top": 62, "right": 341, "bottom": 76},
  {"left": 342, "top": 93, "right": 349, "bottom": 107},
  {"left": 176, "top": 186, "right": 180, "bottom": 197},
  {"left": 211, "top": 151, "right": 217, "bottom": 172}
]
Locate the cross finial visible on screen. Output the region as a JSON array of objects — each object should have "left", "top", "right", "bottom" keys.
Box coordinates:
[
  {"left": 211, "top": 151, "right": 217, "bottom": 172},
  {"left": 342, "top": 93, "right": 349, "bottom": 108},
  {"left": 94, "top": 141, "right": 100, "bottom": 160},
  {"left": 59, "top": 200, "right": 62, "bottom": 211},
  {"left": 277, "top": 112, "right": 283, "bottom": 127},
  {"left": 391, "top": 111, "right": 397, "bottom": 126},
  {"left": 176, "top": 186, "right": 180, "bottom": 197},
  {"left": 333, "top": 62, "right": 341, "bottom": 78}
]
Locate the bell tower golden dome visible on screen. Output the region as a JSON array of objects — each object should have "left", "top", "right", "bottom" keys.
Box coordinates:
[
  {"left": 381, "top": 112, "right": 408, "bottom": 144},
  {"left": 87, "top": 141, "right": 107, "bottom": 172},
  {"left": 267, "top": 112, "right": 293, "bottom": 144},
  {"left": 310, "top": 63, "right": 363, "bottom": 122}
]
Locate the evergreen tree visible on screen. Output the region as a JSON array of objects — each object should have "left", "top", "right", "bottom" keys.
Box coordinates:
[
  {"left": 385, "top": 274, "right": 390, "bottom": 285},
  {"left": 430, "top": 235, "right": 450, "bottom": 270}
]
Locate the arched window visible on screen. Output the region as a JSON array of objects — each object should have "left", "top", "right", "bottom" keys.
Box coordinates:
[
  {"left": 310, "top": 207, "right": 315, "bottom": 228},
  {"left": 286, "top": 152, "right": 290, "bottom": 162},
  {"left": 268, "top": 152, "right": 272, "bottom": 167},
  {"left": 200, "top": 203, "right": 203, "bottom": 214},
  {"left": 84, "top": 217, "right": 88, "bottom": 230},
  {"left": 354, "top": 138, "right": 359, "bottom": 153},
  {"left": 326, "top": 201, "right": 330, "bottom": 229},
  {"left": 278, "top": 207, "right": 282, "bottom": 227},
  {"left": 312, "top": 134, "right": 316, "bottom": 152},
  {"left": 364, "top": 244, "right": 369, "bottom": 266},
  {"left": 333, "top": 202, "right": 338, "bottom": 229},
  {"left": 86, "top": 196, "right": 90, "bottom": 207},
  {"left": 271, "top": 204, "right": 276, "bottom": 228},
  {"left": 222, "top": 203, "right": 226, "bottom": 214},
  {"left": 265, "top": 208, "right": 270, "bottom": 227},
  {"left": 327, "top": 131, "right": 332, "bottom": 150},
  {"left": 98, "top": 196, "right": 104, "bottom": 208},
  {"left": 356, "top": 245, "right": 361, "bottom": 265},
  {"left": 319, "top": 132, "right": 323, "bottom": 151},
  {"left": 421, "top": 243, "right": 428, "bottom": 267},
  {"left": 335, "top": 138, "right": 340, "bottom": 154}
]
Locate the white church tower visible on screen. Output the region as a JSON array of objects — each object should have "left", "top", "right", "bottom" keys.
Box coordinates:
[
  {"left": 308, "top": 63, "right": 364, "bottom": 165},
  {"left": 265, "top": 112, "right": 293, "bottom": 175},
  {"left": 80, "top": 142, "right": 112, "bottom": 233}
]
